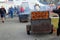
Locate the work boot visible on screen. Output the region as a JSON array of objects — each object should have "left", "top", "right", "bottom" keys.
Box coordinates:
[{"left": 2, "top": 21, "right": 4, "bottom": 23}]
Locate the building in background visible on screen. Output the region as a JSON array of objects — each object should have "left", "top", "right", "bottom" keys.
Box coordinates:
[
  {"left": 0, "top": 0, "right": 60, "bottom": 12},
  {"left": 38, "top": 0, "right": 60, "bottom": 4}
]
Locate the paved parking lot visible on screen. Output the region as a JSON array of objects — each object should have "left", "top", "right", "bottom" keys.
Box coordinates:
[{"left": 0, "top": 17, "right": 60, "bottom": 40}]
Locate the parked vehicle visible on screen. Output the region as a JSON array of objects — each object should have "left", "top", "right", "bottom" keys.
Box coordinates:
[{"left": 19, "top": 2, "right": 31, "bottom": 22}]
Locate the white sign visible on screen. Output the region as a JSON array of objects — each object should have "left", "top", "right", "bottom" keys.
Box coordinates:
[
  {"left": 0, "top": 0, "right": 6, "bottom": 3},
  {"left": 0, "top": 0, "right": 6, "bottom": 2}
]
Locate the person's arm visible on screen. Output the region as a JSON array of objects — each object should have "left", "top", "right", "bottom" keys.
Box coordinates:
[
  {"left": 53, "top": 9, "right": 60, "bottom": 13},
  {"left": 4, "top": 9, "right": 6, "bottom": 13}
]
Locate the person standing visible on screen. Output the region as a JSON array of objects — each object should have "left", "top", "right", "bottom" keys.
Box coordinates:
[
  {"left": 52, "top": 4, "right": 60, "bottom": 36},
  {"left": 8, "top": 6, "right": 14, "bottom": 18},
  {"left": 14, "top": 6, "right": 20, "bottom": 16},
  {"left": 0, "top": 6, "right": 6, "bottom": 23}
]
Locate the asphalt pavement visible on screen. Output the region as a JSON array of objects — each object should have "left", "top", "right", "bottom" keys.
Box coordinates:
[{"left": 0, "top": 17, "right": 60, "bottom": 40}]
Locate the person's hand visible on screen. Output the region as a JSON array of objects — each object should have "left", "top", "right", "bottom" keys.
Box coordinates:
[
  {"left": 6, "top": 13, "right": 8, "bottom": 15},
  {"left": 57, "top": 6, "right": 60, "bottom": 9},
  {"left": 50, "top": 10, "right": 54, "bottom": 13},
  {"left": 50, "top": 11, "right": 54, "bottom": 13}
]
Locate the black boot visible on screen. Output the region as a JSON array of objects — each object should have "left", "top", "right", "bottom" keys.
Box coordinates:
[
  {"left": 57, "top": 33, "right": 59, "bottom": 36},
  {"left": 57, "top": 28, "right": 60, "bottom": 36},
  {"left": 2, "top": 21, "right": 4, "bottom": 23}
]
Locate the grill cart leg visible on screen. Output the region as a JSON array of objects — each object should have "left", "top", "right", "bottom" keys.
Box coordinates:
[
  {"left": 26, "top": 25, "right": 31, "bottom": 35},
  {"left": 49, "top": 25, "right": 53, "bottom": 34}
]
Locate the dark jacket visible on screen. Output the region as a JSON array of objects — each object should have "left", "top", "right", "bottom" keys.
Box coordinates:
[
  {"left": 53, "top": 8, "right": 60, "bottom": 17},
  {"left": 0, "top": 8, "right": 2, "bottom": 14},
  {"left": 8, "top": 7, "right": 14, "bottom": 14},
  {"left": 0, "top": 8, "right": 6, "bottom": 14}
]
